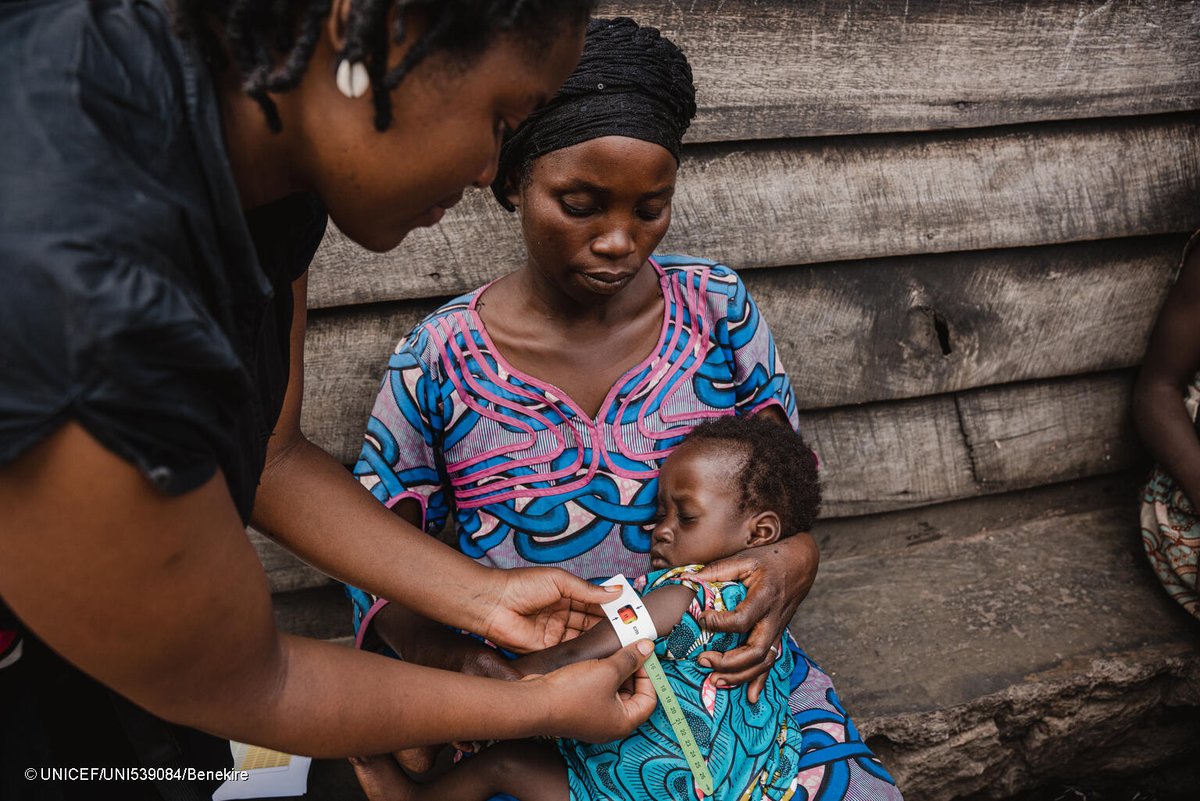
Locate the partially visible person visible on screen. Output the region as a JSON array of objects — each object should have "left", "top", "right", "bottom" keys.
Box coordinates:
[
  {"left": 347, "top": 17, "right": 902, "bottom": 800},
  {"left": 1134, "top": 232, "right": 1200, "bottom": 619},
  {"left": 0, "top": 3, "right": 663, "bottom": 800},
  {"left": 353, "top": 416, "right": 830, "bottom": 801}
]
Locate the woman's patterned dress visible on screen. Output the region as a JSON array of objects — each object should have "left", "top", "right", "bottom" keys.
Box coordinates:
[
  {"left": 1140, "top": 371, "right": 1200, "bottom": 619},
  {"left": 347, "top": 256, "right": 902, "bottom": 800}
]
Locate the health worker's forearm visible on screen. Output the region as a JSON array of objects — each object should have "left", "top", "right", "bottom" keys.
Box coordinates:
[
  {"left": 250, "top": 435, "right": 495, "bottom": 635},
  {"left": 218, "top": 634, "right": 553, "bottom": 757}
]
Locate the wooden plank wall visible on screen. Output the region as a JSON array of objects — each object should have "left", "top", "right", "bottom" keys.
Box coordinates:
[{"left": 275, "top": 2, "right": 1200, "bottom": 607}]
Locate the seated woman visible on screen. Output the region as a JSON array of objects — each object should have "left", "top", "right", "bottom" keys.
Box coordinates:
[
  {"left": 373, "top": 416, "right": 825, "bottom": 801},
  {"left": 347, "top": 17, "right": 902, "bottom": 800},
  {"left": 1135, "top": 231, "right": 1200, "bottom": 619}
]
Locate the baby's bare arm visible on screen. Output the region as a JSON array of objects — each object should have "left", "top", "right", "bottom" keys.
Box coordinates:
[{"left": 516, "top": 583, "right": 695, "bottom": 676}]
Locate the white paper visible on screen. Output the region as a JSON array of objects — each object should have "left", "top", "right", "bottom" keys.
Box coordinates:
[{"left": 211, "top": 742, "right": 311, "bottom": 800}]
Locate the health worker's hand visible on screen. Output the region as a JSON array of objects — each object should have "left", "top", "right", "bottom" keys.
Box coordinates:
[
  {"left": 475, "top": 566, "right": 622, "bottom": 653},
  {"left": 535, "top": 640, "right": 657, "bottom": 743},
  {"left": 689, "top": 534, "right": 819, "bottom": 702}
]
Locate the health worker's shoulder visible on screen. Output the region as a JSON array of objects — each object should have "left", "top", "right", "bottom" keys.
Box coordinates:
[
  {"left": 1, "top": 1, "right": 188, "bottom": 162},
  {"left": 0, "top": 1, "right": 216, "bottom": 276}
]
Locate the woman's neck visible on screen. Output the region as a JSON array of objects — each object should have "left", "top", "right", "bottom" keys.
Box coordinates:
[
  {"left": 216, "top": 73, "right": 307, "bottom": 210},
  {"left": 512, "top": 259, "right": 659, "bottom": 328}
]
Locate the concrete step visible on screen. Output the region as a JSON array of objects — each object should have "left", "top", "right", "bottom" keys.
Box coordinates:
[
  {"left": 801, "top": 474, "right": 1200, "bottom": 799},
  {"left": 269, "top": 475, "right": 1200, "bottom": 799}
]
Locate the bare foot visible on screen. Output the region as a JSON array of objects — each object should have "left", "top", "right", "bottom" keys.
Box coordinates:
[{"left": 349, "top": 753, "right": 418, "bottom": 801}]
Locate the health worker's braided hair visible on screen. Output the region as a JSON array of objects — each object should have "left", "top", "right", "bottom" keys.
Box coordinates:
[
  {"left": 172, "top": 0, "right": 594, "bottom": 132},
  {"left": 682, "top": 416, "right": 822, "bottom": 537}
]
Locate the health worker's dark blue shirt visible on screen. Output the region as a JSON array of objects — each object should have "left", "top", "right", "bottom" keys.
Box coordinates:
[{"left": 0, "top": 2, "right": 326, "bottom": 798}]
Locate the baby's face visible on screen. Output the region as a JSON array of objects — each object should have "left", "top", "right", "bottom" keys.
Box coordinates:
[{"left": 650, "top": 441, "right": 755, "bottom": 570}]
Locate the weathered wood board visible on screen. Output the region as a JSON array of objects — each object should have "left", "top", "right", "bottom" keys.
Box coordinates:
[
  {"left": 739, "top": 235, "right": 1180, "bottom": 409},
  {"left": 955, "top": 372, "right": 1139, "bottom": 493},
  {"left": 300, "top": 345, "right": 1139, "bottom": 519},
  {"left": 299, "top": 236, "right": 1180, "bottom": 466},
  {"left": 805, "top": 371, "right": 1139, "bottom": 518},
  {"left": 308, "top": 114, "right": 1200, "bottom": 308},
  {"left": 301, "top": 306, "right": 425, "bottom": 466},
  {"left": 596, "top": 1, "right": 1200, "bottom": 142},
  {"left": 811, "top": 473, "right": 1138, "bottom": 562},
  {"left": 800, "top": 393, "right": 979, "bottom": 517}
]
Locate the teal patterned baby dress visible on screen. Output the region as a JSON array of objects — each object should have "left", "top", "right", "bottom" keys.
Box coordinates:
[{"left": 558, "top": 566, "right": 803, "bottom": 800}]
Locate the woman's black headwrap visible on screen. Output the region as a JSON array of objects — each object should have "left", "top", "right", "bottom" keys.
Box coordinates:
[{"left": 491, "top": 17, "right": 697, "bottom": 211}]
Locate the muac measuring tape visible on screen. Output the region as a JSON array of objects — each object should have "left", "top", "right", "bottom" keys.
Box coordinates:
[{"left": 600, "top": 575, "right": 715, "bottom": 795}]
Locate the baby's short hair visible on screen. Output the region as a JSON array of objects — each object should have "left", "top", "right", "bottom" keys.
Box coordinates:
[{"left": 680, "top": 415, "right": 821, "bottom": 536}]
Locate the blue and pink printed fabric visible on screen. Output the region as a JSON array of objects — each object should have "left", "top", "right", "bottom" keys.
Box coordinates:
[
  {"left": 350, "top": 256, "right": 795, "bottom": 587},
  {"left": 346, "top": 256, "right": 902, "bottom": 800}
]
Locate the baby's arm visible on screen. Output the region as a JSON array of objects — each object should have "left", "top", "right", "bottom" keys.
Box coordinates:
[
  {"left": 1134, "top": 238, "right": 1200, "bottom": 508},
  {"left": 515, "top": 583, "right": 695, "bottom": 676}
]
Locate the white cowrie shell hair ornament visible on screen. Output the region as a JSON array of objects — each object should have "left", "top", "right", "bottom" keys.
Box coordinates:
[{"left": 336, "top": 60, "right": 369, "bottom": 99}]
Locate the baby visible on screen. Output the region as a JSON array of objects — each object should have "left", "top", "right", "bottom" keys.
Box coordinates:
[{"left": 380, "top": 415, "right": 822, "bottom": 801}]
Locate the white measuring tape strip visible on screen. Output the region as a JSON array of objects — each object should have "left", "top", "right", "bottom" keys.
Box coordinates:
[{"left": 600, "top": 575, "right": 715, "bottom": 795}]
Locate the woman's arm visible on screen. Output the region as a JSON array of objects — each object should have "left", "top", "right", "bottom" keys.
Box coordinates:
[
  {"left": 251, "top": 276, "right": 614, "bottom": 653},
  {"left": 688, "top": 536, "right": 817, "bottom": 694},
  {"left": 515, "top": 584, "right": 695, "bottom": 676},
  {"left": 0, "top": 423, "right": 656, "bottom": 756},
  {"left": 686, "top": 404, "right": 819, "bottom": 700},
  {"left": 701, "top": 267, "right": 822, "bottom": 699},
  {"left": 1133, "top": 236, "right": 1200, "bottom": 509}
]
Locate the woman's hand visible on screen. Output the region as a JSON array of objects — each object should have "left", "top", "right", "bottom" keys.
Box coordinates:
[
  {"left": 475, "top": 566, "right": 615, "bottom": 653},
  {"left": 534, "top": 640, "right": 658, "bottom": 742},
  {"left": 688, "top": 533, "right": 819, "bottom": 702}
]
